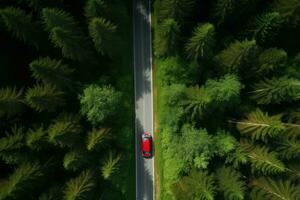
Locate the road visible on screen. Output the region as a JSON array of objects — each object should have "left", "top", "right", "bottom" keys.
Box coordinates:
[{"left": 133, "top": 0, "right": 154, "bottom": 199}]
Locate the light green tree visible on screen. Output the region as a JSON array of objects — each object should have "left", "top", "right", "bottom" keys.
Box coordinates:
[
  {"left": 101, "top": 152, "right": 121, "bottom": 180},
  {"left": 86, "top": 128, "right": 110, "bottom": 151},
  {"left": 26, "top": 125, "right": 47, "bottom": 151}
]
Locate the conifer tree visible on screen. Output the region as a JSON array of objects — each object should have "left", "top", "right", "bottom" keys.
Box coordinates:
[
  {"left": 274, "top": 0, "right": 300, "bottom": 27},
  {"left": 250, "top": 76, "right": 300, "bottom": 104},
  {"left": 42, "top": 8, "right": 75, "bottom": 31},
  {"left": 185, "top": 23, "right": 215, "bottom": 60},
  {"left": 29, "top": 57, "right": 74, "bottom": 89},
  {"left": 155, "top": 18, "right": 179, "bottom": 57},
  {"left": 26, "top": 126, "right": 47, "bottom": 151},
  {"left": 88, "top": 17, "right": 117, "bottom": 56},
  {"left": 25, "top": 83, "right": 65, "bottom": 112},
  {"left": 0, "top": 7, "right": 42, "bottom": 48},
  {"left": 277, "top": 139, "right": 300, "bottom": 160},
  {"left": 215, "top": 40, "right": 258, "bottom": 74},
  {"left": 63, "top": 149, "right": 88, "bottom": 171},
  {"left": 0, "top": 87, "right": 24, "bottom": 117},
  {"left": 101, "top": 152, "right": 121, "bottom": 180},
  {"left": 86, "top": 128, "right": 110, "bottom": 151},
  {"left": 84, "top": 0, "right": 106, "bottom": 20}
]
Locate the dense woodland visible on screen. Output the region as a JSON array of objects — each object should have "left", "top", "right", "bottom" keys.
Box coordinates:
[
  {"left": 0, "top": 0, "right": 134, "bottom": 199},
  {"left": 153, "top": 0, "right": 300, "bottom": 199}
]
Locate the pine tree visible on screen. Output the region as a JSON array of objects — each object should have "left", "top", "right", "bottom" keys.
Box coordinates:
[
  {"left": 29, "top": 57, "right": 74, "bottom": 89},
  {"left": 88, "top": 17, "right": 117, "bottom": 56},
  {"left": 216, "top": 167, "right": 246, "bottom": 200},
  {"left": 171, "top": 169, "right": 216, "bottom": 200},
  {"left": 0, "top": 162, "right": 43, "bottom": 199},
  {"left": 185, "top": 23, "right": 215, "bottom": 60},
  {"left": 101, "top": 152, "right": 121, "bottom": 180},
  {"left": 212, "top": 0, "right": 241, "bottom": 25},
  {"left": 215, "top": 40, "right": 258, "bottom": 74},
  {"left": 0, "top": 7, "right": 42, "bottom": 48},
  {"left": 84, "top": 0, "right": 106, "bottom": 20},
  {"left": 42, "top": 8, "right": 75, "bottom": 31},
  {"left": 274, "top": 0, "right": 300, "bottom": 27},
  {"left": 0, "top": 87, "right": 24, "bottom": 117},
  {"left": 277, "top": 139, "right": 300, "bottom": 160},
  {"left": 25, "top": 83, "right": 65, "bottom": 112},
  {"left": 225, "top": 140, "right": 253, "bottom": 168},
  {"left": 48, "top": 114, "right": 82, "bottom": 148},
  {"left": 247, "top": 12, "right": 281, "bottom": 45},
  {"left": 234, "top": 109, "right": 285, "bottom": 142},
  {"left": 250, "top": 178, "right": 300, "bottom": 200},
  {"left": 26, "top": 125, "right": 47, "bottom": 151},
  {"left": 250, "top": 76, "right": 300, "bottom": 104},
  {"left": 63, "top": 170, "right": 95, "bottom": 200},
  {"left": 63, "top": 149, "right": 88, "bottom": 171},
  {"left": 249, "top": 145, "right": 285, "bottom": 175},
  {"left": 155, "top": 18, "right": 180, "bottom": 57},
  {"left": 86, "top": 128, "right": 110, "bottom": 151},
  {"left": 256, "top": 48, "right": 287, "bottom": 75}
]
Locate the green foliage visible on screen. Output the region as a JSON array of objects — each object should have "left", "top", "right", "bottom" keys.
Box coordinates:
[
  {"left": 63, "top": 149, "right": 88, "bottom": 171},
  {"left": 185, "top": 23, "right": 216, "bottom": 60},
  {"left": 29, "top": 57, "right": 74, "bottom": 89},
  {"left": 154, "top": 18, "right": 179, "bottom": 57},
  {"left": 88, "top": 17, "right": 117, "bottom": 56},
  {"left": 157, "top": 56, "right": 197, "bottom": 86},
  {"left": 79, "top": 85, "right": 122, "bottom": 125},
  {"left": 48, "top": 114, "right": 82, "bottom": 147},
  {"left": 101, "top": 152, "right": 121, "bottom": 180},
  {"left": 26, "top": 126, "right": 47, "bottom": 151},
  {"left": 250, "top": 178, "right": 300, "bottom": 200},
  {"left": 225, "top": 141, "right": 252, "bottom": 168},
  {"left": 256, "top": 48, "right": 287, "bottom": 75},
  {"left": 63, "top": 170, "right": 95, "bottom": 200},
  {"left": 277, "top": 139, "right": 300, "bottom": 159},
  {"left": 25, "top": 83, "right": 65, "bottom": 112},
  {"left": 249, "top": 145, "right": 285, "bottom": 175},
  {"left": 248, "top": 12, "right": 281, "bottom": 45},
  {"left": 213, "top": 131, "right": 237, "bottom": 156},
  {"left": 0, "top": 87, "right": 24, "bottom": 117},
  {"left": 216, "top": 167, "right": 246, "bottom": 200},
  {"left": 171, "top": 169, "right": 216, "bottom": 200},
  {"left": 86, "top": 128, "right": 110, "bottom": 151},
  {"left": 42, "top": 8, "right": 75, "bottom": 31},
  {"left": 0, "top": 7, "right": 42, "bottom": 47},
  {"left": 84, "top": 0, "right": 106, "bottom": 20},
  {"left": 250, "top": 76, "right": 300, "bottom": 104},
  {"left": 0, "top": 162, "right": 43, "bottom": 199},
  {"left": 157, "top": 0, "right": 195, "bottom": 23},
  {"left": 235, "top": 109, "right": 285, "bottom": 141},
  {"left": 215, "top": 40, "right": 258, "bottom": 74},
  {"left": 274, "top": 0, "right": 300, "bottom": 27}
]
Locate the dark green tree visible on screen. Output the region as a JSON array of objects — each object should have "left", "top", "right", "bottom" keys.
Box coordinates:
[
  {"left": 0, "top": 7, "right": 42, "bottom": 47},
  {"left": 84, "top": 0, "right": 106, "bottom": 20},
  {"left": 154, "top": 18, "right": 180, "bottom": 57},
  {"left": 274, "top": 0, "right": 300, "bottom": 27},
  {"left": 101, "top": 152, "right": 121, "bottom": 180},
  {"left": 25, "top": 83, "right": 65, "bottom": 112},
  {"left": 26, "top": 125, "right": 47, "bottom": 151},
  {"left": 250, "top": 76, "right": 300, "bottom": 104},
  {"left": 277, "top": 139, "right": 300, "bottom": 160},
  {"left": 29, "top": 57, "right": 74, "bottom": 89},
  {"left": 0, "top": 87, "right": 24, "bottom": 117},
  {"left": 86, "top": 128, "right": 110, "bottom": 151},
  {"left": 185, "top": 23, "right": 215, "bottom": 60},
  {"left": 79, "top": 85, "right": 122, "bottom": 125},
  {"left": 42, "top": 8, "right": 75, "bottom": 31},
  {"left": 63, "top": 149, "right": 89, "bottom": 171}
]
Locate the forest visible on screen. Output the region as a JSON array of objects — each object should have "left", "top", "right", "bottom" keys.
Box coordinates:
[
  {"left": 0, "top": 0, "right": 134, "bottom": 199},
  {"left": 153, "top": 0, "right": 300, "bottom": 199}
]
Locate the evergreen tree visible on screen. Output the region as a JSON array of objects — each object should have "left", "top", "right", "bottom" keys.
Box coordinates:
[
  {"left": 250, "top": 76, "right": 300, "bottom": 104},
  {"left": 247, "top": 12, "right": 281, "bottom": 45},
  {"left": 86, "top": 128, "right": 110, "bottom": 151},
  {"left": 84, "top": 0, "right": 106, "bottom": 20},
  {"left": 42, "top": 8, "right": 75, "bottom": 31},
  {"left": 0, "top": 7, "right": 42, "bottom": 48},
  {"left": 0, "top": 87, "right": 24, "bottom": 117},
  {"left": 29, "top": 57, "right": 74, "bottom": 89},
  {"left": 48, "top": 114, "right": 82, "bottom": 148},
  {"left": 215, "top": 40, "right": 258, "bottom": 74},
  {"left": 25, "top": 83, "right": 65, "bottom": 112},
  {"left": 101, "top": 152, "right": 121, "bottom": 180},
  {"left": 26, "top": 125, "right": 47, "bottom": 151},
  {"left": 63, "top": 149, "right": 88, "bottom": 171},
  {"left": 250, "top": 178, "right": 300, "bottom": 200},
  {"left": 212, "top": 0, "right": 240, "bottom": 25},
  {"left": 249, "top": 145, "right": 285, "bottom": 175},
  {"left": 234, "top": 109, "right": 285, "bottom": 142},
  {"left": 226, "top": 140, "right": 253, "bottom": 168},
  {"left": 216, "top": 167, "right": 246, "bottom": 200},
  {"left": 0, "top": 162, "right": 43, "bottom": 199},
  {"left": 63, "top": 170, "right": 95, "bottom": 200},
  {"left": 185, "top": 23, "right": 215, "bottom": 60},
  {"left": 79, "top": 85, "right": 122, "bottom": 125},
  {"left": 155, "top": 18, "right": 180, "bottom": 57},
  {"left": 171, "top": 169, "right": 216, "bottom": 200},
  {"left": 274, "top": 0, "right": 300, "bottom": 27},
  {"left": 277, "top": 139, "right": 300, "bottom": 160},
  {"left": 88, "top": 17, "right": 117, "bottom": 56},
  {"left": 256, "top": 48, "right": 287, "bottom": 75}
]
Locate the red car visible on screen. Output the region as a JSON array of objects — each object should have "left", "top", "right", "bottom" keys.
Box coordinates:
[{"left": 141, "top": 132, "right": 152, "bottom": 158}]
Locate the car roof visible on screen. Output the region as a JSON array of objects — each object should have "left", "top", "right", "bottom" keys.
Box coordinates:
[{"left": 143, "top": 137, "right": 151, "bottom": 151}]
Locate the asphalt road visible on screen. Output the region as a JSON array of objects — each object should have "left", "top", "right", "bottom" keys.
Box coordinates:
[{"left": 133, "top": 0, "right": 154, "bottom": 199}]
